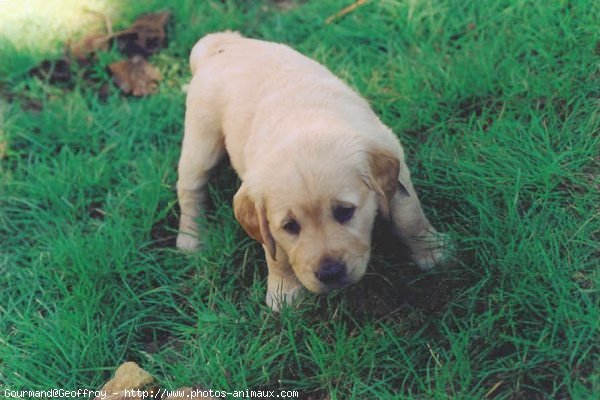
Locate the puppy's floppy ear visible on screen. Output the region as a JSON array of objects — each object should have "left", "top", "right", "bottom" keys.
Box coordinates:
[
  {"left": 233, "top": 184, "right": 277, "bottom": 260},
  {"left": 364, "top": 148, "right": 400, "bottom": 219}
]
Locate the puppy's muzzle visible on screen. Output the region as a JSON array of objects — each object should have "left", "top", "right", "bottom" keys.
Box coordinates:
[{"left": 315, "top": 257, "right": 347, "bottom": 286}]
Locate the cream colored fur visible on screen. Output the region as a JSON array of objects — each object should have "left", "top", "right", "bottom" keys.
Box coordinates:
[{"left": 177, "top": 32, "right": 445, "bottom": 310}]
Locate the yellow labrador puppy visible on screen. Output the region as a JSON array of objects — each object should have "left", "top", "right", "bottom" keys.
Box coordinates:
[{"left": 177, "top": 32, "right": 445, "bottom": 310}]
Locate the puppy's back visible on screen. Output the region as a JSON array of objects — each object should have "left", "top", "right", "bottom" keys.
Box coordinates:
[{"left": 186, "top": 32, "right": 400, "bottom": 176}]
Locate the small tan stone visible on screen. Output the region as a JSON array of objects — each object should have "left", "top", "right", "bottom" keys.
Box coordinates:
[{"left": 95, "top": 362, "right": 155, "bottom": 400}]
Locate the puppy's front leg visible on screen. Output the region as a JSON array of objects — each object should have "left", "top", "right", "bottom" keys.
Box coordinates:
[
  {"left": 391, "top": 166, "right": 447, "bottom": 270},
  {"left": 264, "top": 247, "right": 303, "bottom": 311},
  {"left": 176, "top": 107, "right": 225, "bottom": 251},
  {"left": 176, "top": 178, "right": 206, "bottom": 251}
]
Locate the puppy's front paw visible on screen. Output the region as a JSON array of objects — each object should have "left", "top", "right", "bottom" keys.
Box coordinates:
[
  {"left": 412, "top": 232, "right": 451, "bottom": 271},
  {"left": 176, "top": 233, "right": 200, "bottom": 251},
  {"left": 266, "top": 286, "right": 302, "bottom": 312}
]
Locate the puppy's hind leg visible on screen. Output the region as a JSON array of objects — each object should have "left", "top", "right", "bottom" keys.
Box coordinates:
[
  {"left": 176, "top": 106, "right": 225, "bottom": 251},
  {"left": 390, "top": 165, "right": 448, "bottom": 270}
]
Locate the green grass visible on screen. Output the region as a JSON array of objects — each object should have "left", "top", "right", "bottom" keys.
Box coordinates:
[{"left": 1, "top": 0, "right": 598, "bottom": 398}]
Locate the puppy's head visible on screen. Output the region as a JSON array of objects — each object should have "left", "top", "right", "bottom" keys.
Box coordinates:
[{"left": 234, "top": 136, "right": 399, "bottom": 294}]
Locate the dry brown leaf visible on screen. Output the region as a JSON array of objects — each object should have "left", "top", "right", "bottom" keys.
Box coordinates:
[
  {"left": 117, "top": 11, "right": 171, "bottom": 57},
  {"left": 69, "top": 33, "right": 112, "bottom": 62},
  {"left": 108, "top": 56, "right": 161, "bottom": 96},
  {"left": 27, "top": 10, "right": 170, "bottom": 100}
]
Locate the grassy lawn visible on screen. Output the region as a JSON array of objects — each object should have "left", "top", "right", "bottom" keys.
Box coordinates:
[{"left": 1, "top": 0, "right": 598, "bottom": 398}]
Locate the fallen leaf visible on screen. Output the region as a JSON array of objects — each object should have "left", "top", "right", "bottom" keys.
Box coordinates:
[
  {"left": 108, "top": 56, "right": 161, "bottom": 96},
  {"left": 117, "top": 11, "right": 171, "bottom": 57},
  {"left": 26, "top": 10, "right": 169, "bottom": 99},
  {"left": 69, "top": 33, "right": 112, "bottom": 62}
]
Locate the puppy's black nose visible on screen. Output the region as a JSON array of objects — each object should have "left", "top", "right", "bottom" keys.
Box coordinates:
[{"left": 316, "top": 258, "right": 346, "bottom": 285}]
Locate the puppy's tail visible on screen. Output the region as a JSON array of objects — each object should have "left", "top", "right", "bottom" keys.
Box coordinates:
[{"left": 189, "top": 31, "right": 243, "bottom": 75}]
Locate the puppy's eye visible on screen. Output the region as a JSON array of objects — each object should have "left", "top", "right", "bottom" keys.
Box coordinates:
[
  {"left": 282, "top": 219, "right": 301, "bottom": 235},
  {"left": 333, "top": 205, "right": 355, "bottom": 224}
]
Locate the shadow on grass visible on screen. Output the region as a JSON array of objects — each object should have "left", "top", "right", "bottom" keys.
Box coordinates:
[{"left": 308, "top": 217, "right": 471, "bottom": 324}]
